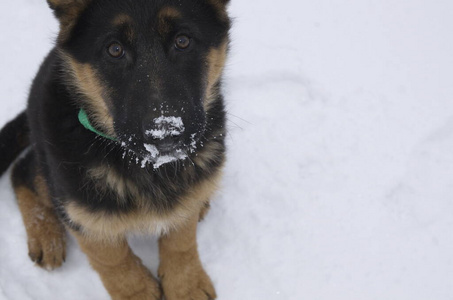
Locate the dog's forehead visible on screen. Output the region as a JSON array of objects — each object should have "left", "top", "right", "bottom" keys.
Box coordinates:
[
  {"left": 111, "top": 14, "right": 133, "bottom": 26},
  {"left": 109, "top": 6, "right": 183, "bottom": 37},
  {"left": 157, "top": 6, "right": 182, "bottom": 19},
  {"left": 109, "top": 6, "right": 181, "bottom": 24}
]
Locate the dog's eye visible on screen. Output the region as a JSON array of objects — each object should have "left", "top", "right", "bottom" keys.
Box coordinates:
[
  {"left": 107, "top": 43, "right": 125, "bottom": 58},
  {"left": 175, "top": 35, "right": 191, "bottom": 50}
]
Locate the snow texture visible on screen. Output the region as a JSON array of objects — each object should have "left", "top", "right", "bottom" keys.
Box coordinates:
[
  {"left": 1, "top": 1, "right": 453, "bottom": 299},
  {"left": 141, "top": 143, "right": 187, "bottom": 169},
  {"left": 145, "top": 116, "right": 185, "bottom": 140},
  {"left": 144, "top": 144, "right": 160, "bottom": 157}
]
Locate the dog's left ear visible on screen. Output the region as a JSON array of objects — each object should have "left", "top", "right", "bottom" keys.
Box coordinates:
[{"left": 47, "top": 0, "right": 92, "bottom": 42}]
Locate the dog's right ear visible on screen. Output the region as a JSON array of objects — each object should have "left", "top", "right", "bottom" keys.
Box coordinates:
[
  {"left": 208, "top": 0, "right": 230, "bottom": 20},
  {"left": 209, "top": 0, "right": 230, "bottom": 9},
  {"left": 47, "top": 0, "right": 91, "bottom": 41}
]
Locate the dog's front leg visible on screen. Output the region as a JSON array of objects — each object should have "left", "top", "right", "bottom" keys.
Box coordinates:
[
  {"left": 73, "top": 233, "right": 161, "bottom": 300},
  {"left": 158, "top": 215, "right": 216, "bottom": 300}
]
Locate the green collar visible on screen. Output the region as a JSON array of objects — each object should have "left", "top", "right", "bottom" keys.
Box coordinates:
[{"left": 78, "top": 109, "right": 117, "bottom": 141}]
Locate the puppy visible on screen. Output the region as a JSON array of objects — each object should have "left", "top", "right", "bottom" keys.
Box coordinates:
[{"left": 0, "top": 0, "right": 230, "bottom": 299}]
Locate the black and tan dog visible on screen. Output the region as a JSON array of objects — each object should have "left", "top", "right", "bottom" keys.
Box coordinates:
[{"left": 0, "top": 0, "right": 230, "bottom": 299}]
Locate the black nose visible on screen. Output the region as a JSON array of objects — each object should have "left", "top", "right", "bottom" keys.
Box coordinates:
[{"left": 142, "top": 116, "right": 185, "bottom": 151}]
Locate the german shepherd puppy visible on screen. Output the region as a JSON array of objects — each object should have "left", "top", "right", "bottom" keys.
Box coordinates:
[{"left": 0, "top": 0, "right": 230, "bottom": 299}]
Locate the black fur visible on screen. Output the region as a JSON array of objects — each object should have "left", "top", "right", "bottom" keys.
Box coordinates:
[
  {"left": 0, "top": 112, "right": 29, "bottom": 176},
  {"left": 2, "top": 0, "right": 230, "bottom": 232}
]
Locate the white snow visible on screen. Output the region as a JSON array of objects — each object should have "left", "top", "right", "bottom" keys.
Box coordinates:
[
  {"left": 150, "top": 153, "right": 187, "bottom": 169},
  {"left": 1, "top": 1, "right": 453, "bottom": 300},
  {"left": 145, "top": 116, "right": 185, "bottom": 140},
  {"left": 144, "top": 144, "right": 159, "bottom": 158},
  {"left": 140, "top": 143, "right": 187, "bottom": 169}
]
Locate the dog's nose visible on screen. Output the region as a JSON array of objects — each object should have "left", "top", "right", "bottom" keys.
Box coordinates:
[{"left": 143, "top": 116, "right": 185, "bottom": 151}]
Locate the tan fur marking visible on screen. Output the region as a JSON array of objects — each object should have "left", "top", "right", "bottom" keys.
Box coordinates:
[
  {"left": 158, "top": 215, "right": 217, "bottom": 299},
  {"left": 73, "top": 233, "right": 161, "bottom": 300},
  {"left": 194, "top": 139, "right": 226, "bottom": 171},
  {"left": 205, "top": 41, "right": 228, "bottom": 110},
  {"left": 198, "top": 202, "right": 211, "bottom": 221},
  {"left": 112, "top": 14, "right": 135, "bottom": 43},
  {"left": 66, "top": 169, "right": 223, "bottom": 241},
  {"left": 87, "top": 166, "right": 140, "bottom": 204},
  {"left": 60, "top": 52, "right": 115, "bottom": 137},
  {"left": 158, "top": 7, "right": 182, "bottom": 35},
  {"left": 14, "top": 186, "right": 66, "bottom": 270},
  {"left": 158, "top": 7, "right": 182, "bottom": 20},
  {"left": 112, "top": 13, "right": 132, "bottom": 26},
  {"left": 34, "top": 173, "right": 52, "bottom": 207}
]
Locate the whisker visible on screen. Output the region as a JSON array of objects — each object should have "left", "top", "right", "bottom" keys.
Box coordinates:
[
  {"left": 227, "top": 119, "right": 244, "bottom": 131},
  {"left": 226, "top": 112, "right": 252, "bottom": 125}
]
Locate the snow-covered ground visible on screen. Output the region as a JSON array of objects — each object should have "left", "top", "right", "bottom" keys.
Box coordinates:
[{"left": 1, "top": 0, "right": 453, "bottom": 299}]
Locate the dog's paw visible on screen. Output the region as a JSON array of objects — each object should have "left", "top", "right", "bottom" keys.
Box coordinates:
[
  {"left": 26, "top": 207, "right": 66, "bottom": 270},
  {"left": 109, "top": 274, "right": 161, "bottom": 300},
  {"left": 159, "top": 262, "right": 216, "bottom": 300},
  {"left": 117, "top": 276, "right": 162, "bottom": 300}
]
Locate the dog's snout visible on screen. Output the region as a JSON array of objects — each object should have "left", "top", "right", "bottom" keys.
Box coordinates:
[{"left": 143, "top": 116, "right": 185, "bottom": 151}]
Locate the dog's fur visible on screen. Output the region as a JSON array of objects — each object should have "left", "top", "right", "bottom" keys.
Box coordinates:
[{"left": 0, "top": 0, "right": 230, "bottom": 299}]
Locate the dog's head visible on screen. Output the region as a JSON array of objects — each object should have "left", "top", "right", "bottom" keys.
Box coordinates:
[{"left": 48, "top": 0, "right": 230, "bottom": 166}]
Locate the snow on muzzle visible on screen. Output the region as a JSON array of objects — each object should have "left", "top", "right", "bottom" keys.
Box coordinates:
[
  {"left": 142, "top": 116, "right": 185, "bottom": 151},
  {"left": 145, "top": 116, "right": 185, "bottom": 140},
  {"left": 139, "top": 116, "right": 187, "bottom": 168}
]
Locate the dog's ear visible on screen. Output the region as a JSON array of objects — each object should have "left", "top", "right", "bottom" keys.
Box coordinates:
[
  {"left": 47, "top": 0, "right": 91, "bottom": 21},
  {"left": 47, "top": 0, "right": 91, "bottom": 42},
  {"left": 208, "top": 0, "right": 230, "bottom": 19},
  {"left": 209, "top": 0, "right": 230, "bottom": 10},
  {"left": 213, "top": 0, "right": 230, "bottom": 5}
]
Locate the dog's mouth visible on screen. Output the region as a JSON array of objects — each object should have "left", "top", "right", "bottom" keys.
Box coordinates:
[{"left": 139, "top": 143, "right": 189, "bottom": 169}]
